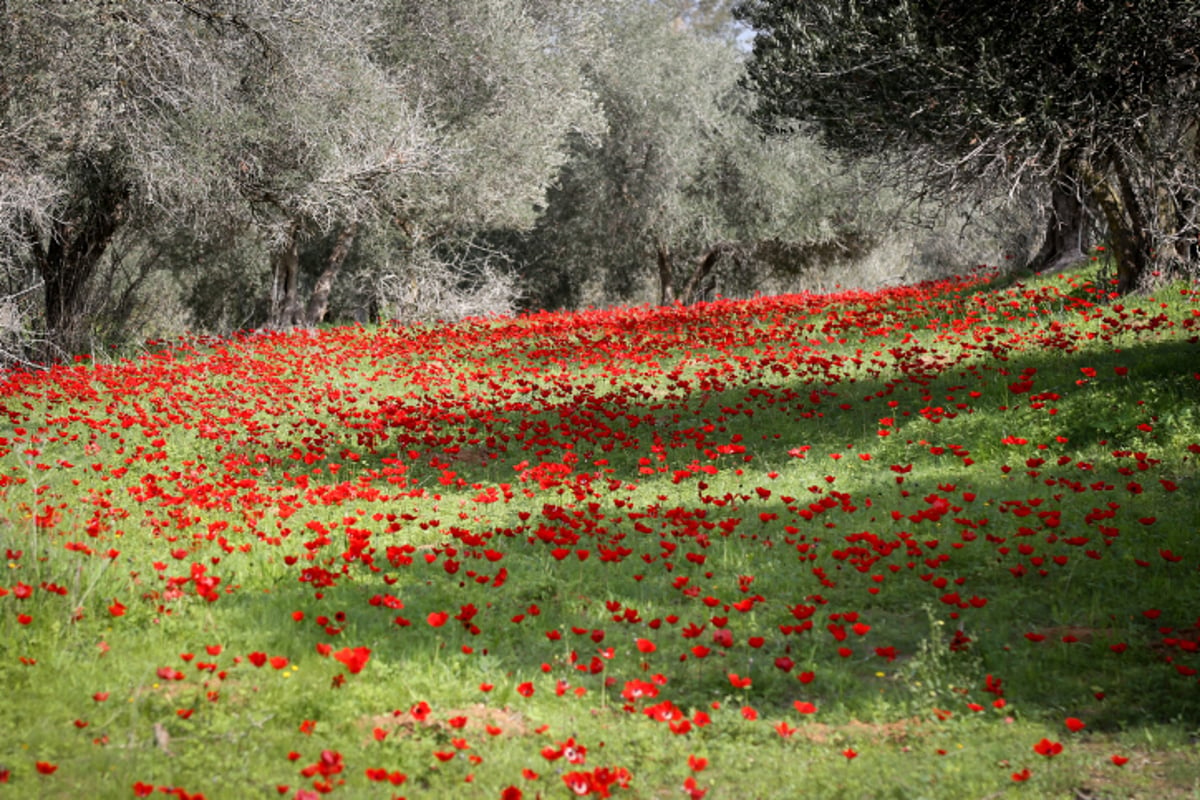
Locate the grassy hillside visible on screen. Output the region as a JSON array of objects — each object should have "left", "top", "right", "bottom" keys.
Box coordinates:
[{"left": 2, "top": 262, "right": 1199, "bottom": 799}]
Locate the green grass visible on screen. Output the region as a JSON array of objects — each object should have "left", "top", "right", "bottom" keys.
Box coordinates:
[{"left": 1, "top": 263, "right": 1199, "bottom": 798}]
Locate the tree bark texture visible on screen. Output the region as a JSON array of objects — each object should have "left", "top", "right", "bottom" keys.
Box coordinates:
[
  {"left": 656, "top": 241, "right": 675, "bottom": 305},
  {"left": 679, "top": 246, "right": 723, "bottom": 304},
  {"left": 1088, "top": 152, "right": 1151, "bottom": 294},
  {"left": 658, "top": 241, "right": 726, "bottom": 306},
  {"left": 304, "top": 221, "right": 359, "bottom": 326},
  {"left": 31, "top": 178, "right": 128, "bottom": 360},
  {"left": 268, "top": 222, "right": 304, "bottom": 328},
  {"left": 1029, "top": 167, "right": 1089, "bottom": 274}
]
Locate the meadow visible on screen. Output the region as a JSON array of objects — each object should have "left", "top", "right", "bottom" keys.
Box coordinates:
[{"left": 2, "top": 261, "right": 1199, "bottom": 799}]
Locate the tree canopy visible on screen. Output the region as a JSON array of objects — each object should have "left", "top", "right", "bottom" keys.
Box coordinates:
[
  {"left": 737, "top": 0, "right": 1200, "bottom": 289},
  {"left": 517, "top": 1, "right": 866, "bottom": 310},
  {"left": 0, "top": 0, "right": 600, "bottom": 357}
]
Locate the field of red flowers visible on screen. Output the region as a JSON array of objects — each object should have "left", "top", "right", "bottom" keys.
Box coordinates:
[{"left": 2, "top": 265, "right": 1199, "bottom": 798}]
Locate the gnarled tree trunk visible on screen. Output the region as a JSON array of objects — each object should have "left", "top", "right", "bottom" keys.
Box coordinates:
[
  {"left": 268, "top": 222, "right": 304, "bottom": 328},
  {"left": 657, "top": 240, "right": 725, "bottom": 306},
  {"left": 304, "top": 221, "right": 359, "bottom": 327},
  {"left": 1088, "top": 151, "right": 1151, "bottom": 294},
  {"left": 656, "top": 241, "right": 675, "bottom": 305},
  {"left": 31, "top": 175, "right": 128, "bottom": 361},
  {"left": 1029, "top": 165, "right": 1088, "bottom": 274},
  {"left": 657, "top": 241, "right": 676, "bottom": 307},
  {"left": 679, "top": 245, "right": 724, "bottom": 304}
]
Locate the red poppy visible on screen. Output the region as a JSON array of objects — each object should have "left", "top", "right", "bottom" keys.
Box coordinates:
[
  {"left": 681, "top": 776, "right": 708, "bottom": 799},
  {"left": 1033, "top": 738, "right": 1063, "bottom": 757},
  {"left": 332, "top": 646, "right": 371, "bottom": 675},
  {"left": 727, "top": 673, "right": 752, "bottom": 689}
]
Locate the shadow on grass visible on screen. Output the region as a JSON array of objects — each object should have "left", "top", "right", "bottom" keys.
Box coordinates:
[{"left": 181, "top": 315, "right": 1200, "bottom": 736}]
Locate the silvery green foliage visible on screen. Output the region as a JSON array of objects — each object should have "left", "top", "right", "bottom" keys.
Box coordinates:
[
  {"left": 0, "top": 0, "right": 604, "bottom": 352},
  {"left": 0, "top": 1, "right": 434, "bottom": 348},
  {"left": 257, "top": 0, "right": 604, "bottom": 327},
  {"left": 516, "top": 0, "right": 866, "bottom": 310},
  {"left": 374, "top": 0, "right": 605, "bottom": 236}
]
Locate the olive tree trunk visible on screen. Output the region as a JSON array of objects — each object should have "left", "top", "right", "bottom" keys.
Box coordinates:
[
  {"left": 31, "top": 176, "right": 128, "bottom": 360},
  {"left": 657, "top": 240, "right": 725, "bottom": 306},
  {"left": 1088, "top": 151, "right": 1152, "bottom": 293},
  {"left": 1028, "top": 166, "right": 1089, "bottom": 274},
  {"left": 268, "top": 222, "right": 304, "bottom": 329},
  {"left": 304, "top": 221, "right": 359, "bottom": 327}
]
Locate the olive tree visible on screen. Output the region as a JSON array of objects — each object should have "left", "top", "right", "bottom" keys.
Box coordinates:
[
  {"left": 1, "top": 0, "right": 603, "bottom": 358},
  {"left": 0, "top": 1, "right": 437, "bottom": 354},
  {"left": 217, "top": 0, "right": 603, "bottom": 328},
  {"left": 737, "top": 0, "right": 1200, "bottom": 291},
  {"left": 1, "top": 1, "right": 232, "bottom": 358},
  {"left": 517, "top": 0, "right": 865, "bottom": 309},
  {"left": 213, "top": 2, "right": 447, "bottom": 329}
]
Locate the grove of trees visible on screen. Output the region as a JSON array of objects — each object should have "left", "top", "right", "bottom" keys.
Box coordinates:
[{"left": 2, "top": 0, "right": 1197, "bottom": 363}]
